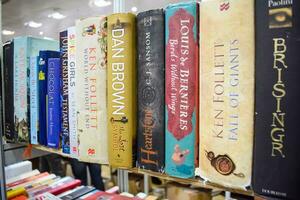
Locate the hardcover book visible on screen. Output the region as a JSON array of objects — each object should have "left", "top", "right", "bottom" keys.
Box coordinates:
[
  {"left": 107, "top": 13, "right": 137, "bottom": 168},
  {"left": 199, "top": 0, "right": 254, "bottom": 188},
  {"left": 75, "top": 17, "right": 108, "bottom": 163},
  {"left": 30, "top": 56, "right": 39, "bottom": 144},
  {"left": 47, "top": 58, "right": 61, "bottom": 148},
  {"left": 38, "top": 50, "right": 60, "bottom": 145},
  {"left": 165, "top": 2, "right": 199, "bottom": 178},
  {"left": 13, "top": 36, "right": 59, "bottom": 143},
  {"left": 136, "top": 9, "right": 165, "bottom": 172},
  {"left": 253, "top": 1, "right": 300, "bottom": 199},
  {"left": 60, "top": 30, "right": 70, "bottom": 154},
  {"left": 67, "top": 26, "right": 78, "bottom": 158},
  {"left": 3, "top": 41, "right": 15, "bottom": 142}
]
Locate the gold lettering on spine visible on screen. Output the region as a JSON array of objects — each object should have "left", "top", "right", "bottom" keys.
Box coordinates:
[{"left": 271, "top": 38, "right": 287, "bottom": 158}]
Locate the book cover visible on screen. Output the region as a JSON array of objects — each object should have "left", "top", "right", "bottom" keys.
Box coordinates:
[
  {"left": 14, "top": 36, "right": 59, "bottom": 143},
  {"left": 253, "top": 1, "right": 300, "bottom": 199},
  {"left": 199, "top": 0, "right": 254, "bottom": 188},
  {"left": 30, "top": 56, "right": 39, "bottom": 144},
  {"left": 136, "top": 9, "right": 165, "bottom": 172},
  {"left": 107, "top": 13, "right": 137, "bottom": 168},
  {"left": 75, "top": 16, "right": 108, "bottom": 163},
  {"left": 47, "top": 58, "right": 61, "bottom": 148},
  {"left": 67, "top": 26, "right": 78, "bottom": 158},
  {"left": 60, "top": 30, "right": 70, "bottom": 154},
  {"left": 165, "top": 2, "right": 199, "bottom": 178},
  {"left": 38, "top": 50, "right": 60, "bottom": 145},
  {"left": 3, "top": 41, "right": 15, "bottom": 142}
]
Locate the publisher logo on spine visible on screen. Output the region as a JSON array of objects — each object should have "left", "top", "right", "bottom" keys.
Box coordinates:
[
  {"left": 219, "top": 0, "right": 230, "bottom": 11},
  {"left": 82, "top": 24, "right": 96, "bottom": 36}
]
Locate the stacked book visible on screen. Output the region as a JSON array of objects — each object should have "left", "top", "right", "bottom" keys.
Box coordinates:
[
  {"left": 5, "top": 162, "right": 143, "bottom": 200},
  {"left": 2, "top": 0, "right": 300, "bottom": 199}
]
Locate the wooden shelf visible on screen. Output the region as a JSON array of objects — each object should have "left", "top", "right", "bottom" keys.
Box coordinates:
[
  {"left": 31, "top": 145, "right": 253, "bottom": 196},
  {"left": 32, "top": 145, "right": 72, "bottom": 158},
  {"left": 127, "top": 168, "right": 254, "bottom": 197}
]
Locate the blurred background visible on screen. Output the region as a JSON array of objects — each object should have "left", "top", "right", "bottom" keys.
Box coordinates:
[{"left": 2, "top": 0, "right": 190, "bottom": 42}]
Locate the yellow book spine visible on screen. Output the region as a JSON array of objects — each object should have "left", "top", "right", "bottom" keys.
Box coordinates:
[
  {"left": 7, "top": 187, "right": 27, "bottom": 199},
  {"left": 107, "top": 13, "right": 137, "bottom": 168}
]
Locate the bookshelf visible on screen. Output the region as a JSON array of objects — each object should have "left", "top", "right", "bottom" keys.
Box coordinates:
[{"left": 0, "top": 0, "right": 274, "bottom": 199}]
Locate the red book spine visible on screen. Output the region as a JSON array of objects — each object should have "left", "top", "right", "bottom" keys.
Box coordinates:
[
  {"left": 6, "top": 172, "right": 49, "bottom": 188},
  {"left": 48, "top": 179, "right": 81, "bottom": 195}
]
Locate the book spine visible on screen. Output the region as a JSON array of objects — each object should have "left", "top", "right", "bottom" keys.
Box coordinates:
[
  {"left": 107, "top": 13, "right": 137, "bottom": 168},
  {"left": 38, "top": 53, "right": 48, "bottom": 145},
  {"left": 68, "top": 26, "right": 78, "bottom": 158},
  {"left": 13, "top": 37, "right": 29, "bottom": 143},
  {"left": 253, "top": 1, "right": 300, "bottom": 199},
  {"left": 165, "top": 2, "right": 199, "bottom": 178},
  {"left": 47, "top": 58, "right": 61, "bottom": 148},
  {"left": 75, "top": 17, "right": 108, "bottom": 163},
  {"left": 136, "top": 10, "right": 165, "bottom": 172},
  {"left": 199, "top": 0, "right": 254, "bottom": 188},
  {"left": 30, "top": 56, "right": 39, "bottom": 144},
  {"left": 60, "top": 30, "right": 70, "bottom": 154},
  {"left": 3, "top": 41, "right": 15, "bottom": 142}
]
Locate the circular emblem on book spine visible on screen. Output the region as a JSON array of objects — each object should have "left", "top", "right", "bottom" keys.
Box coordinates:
[
  {"left": 142, "top": 86, "right": 156, "bottom": 106},
  {"left": 206, "top": 151, "right": 245, "bottom": 178}
]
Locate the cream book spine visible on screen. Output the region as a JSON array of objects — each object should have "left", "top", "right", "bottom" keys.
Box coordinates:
[
  {"left": 199, "top": 0, "right": 255, "bottom": 188},
  {"left": 75, "top": 16, "right": 108, "bottom": 164}
]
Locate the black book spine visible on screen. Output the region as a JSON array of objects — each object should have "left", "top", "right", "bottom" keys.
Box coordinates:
[
  {"left": 137, "top": 9, "right": 165, "bottom": 172},
  {"left": 3, "top": 41, "right": 15, "bottom": 142},
  {"left": 254, "top": 1, "right": 300, "bottom": 199},
  {"left": 60, "top": 30, "right": 70, "bottom": 154}
]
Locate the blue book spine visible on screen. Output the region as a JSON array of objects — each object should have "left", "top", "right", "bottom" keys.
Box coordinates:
[
  {"left": 47, "top": 58, "right": 61, "bottom": 148},
  {"left": 38, "top": 51, "right": 60, "bottom": 145},
  {"left": 60, "top": 30, "right": 70, "bottom": 154},
  {"left": 30, "top": 56, "right": 39, "bottom": 144}
]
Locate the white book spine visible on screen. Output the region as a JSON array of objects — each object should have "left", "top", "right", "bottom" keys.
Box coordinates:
[{"left": 68, "top": 26, "right": 78, "bottom": 158}]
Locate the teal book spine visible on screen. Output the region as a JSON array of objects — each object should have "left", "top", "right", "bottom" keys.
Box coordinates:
[
  {"left": 30, "top": 56, "right": 39, "bottom": 144},
  {"left": 14, "top": 36, "right": 59, "bottom": 143},
  {"left": 165, "top": 2, "right": 199, "bottom": 178},
  {"left": 14, "top": 37, "right": 29, "bottom": 142}
]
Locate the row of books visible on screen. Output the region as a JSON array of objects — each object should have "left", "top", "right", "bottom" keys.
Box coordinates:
[
  {"left": 2, "top": 0, "right": 300, "bottom": 199},
  {"left": 5, "top": 163, "right": 143, "bottom": 200}
]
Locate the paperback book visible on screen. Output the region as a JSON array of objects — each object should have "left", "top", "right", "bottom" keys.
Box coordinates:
[
  {"left": 47, "top": 58, "right": 61, "bottom": 148},
  {"left": 3, "top": 41, "right": 15, "bottom": 142},
  {"left": 14, "top": 36, "right": 59, "bottom": 143},
  {"left": 60, "top": 30, "right": 70, "bottom": 154},
  {"left": 30, "top": 56, "right": 39, "bottom": 144},
  {"left": 67, "top": 26, "right": 78, "bottom": 158},
  {"left": 38, "top": 50, "right": 60, "bottom": 145}
]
